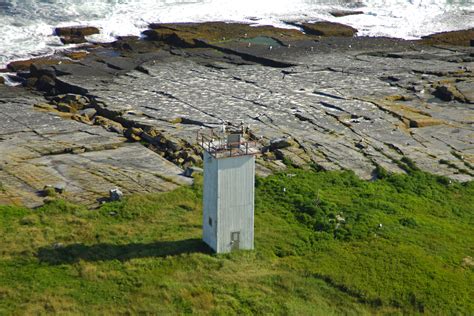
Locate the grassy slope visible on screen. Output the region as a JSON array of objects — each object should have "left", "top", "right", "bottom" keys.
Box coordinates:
[{"left": 0, "top": 169, "right": 473, "bottom": 314}]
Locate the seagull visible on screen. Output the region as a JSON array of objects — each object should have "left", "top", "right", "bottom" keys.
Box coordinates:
[
  {"left": 248, "top": 42, "right": 251, "bottom": 47},
  {"left": 269, "top": 46, "right": 273, "bottom": 50}
]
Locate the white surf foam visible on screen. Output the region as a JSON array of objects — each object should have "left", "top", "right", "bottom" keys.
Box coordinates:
[{"left": 0, "top": 0, "right": 473, "bottom": 68}]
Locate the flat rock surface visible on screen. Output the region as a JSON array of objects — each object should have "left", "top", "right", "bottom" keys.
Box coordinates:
[
  {"left": 0, "top": 86, "right": 190, "bottom": 208},
  {"left": 56, "top": 40, "right": 473, "bottom": 181},
  {"left": 1, "top": 25, "right": 473, "bottom": 206}
]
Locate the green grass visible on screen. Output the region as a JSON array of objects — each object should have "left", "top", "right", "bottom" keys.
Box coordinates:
[{"left": 0, "top": 169, "right": 473, "bottom": 314}]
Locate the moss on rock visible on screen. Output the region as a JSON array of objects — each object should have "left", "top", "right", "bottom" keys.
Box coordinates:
[
  {"left": 300, "top": 22, "right": 358, "bottom": 37},
  {"left": 143, "top": 22, "right": 316, "bottom": 48},
  {"left": 7, "top": 57, "right": 71, "bottom": 72},
  {"left": 421, "top": 28, "right": 474, "bottom": 47},
  {"left": 55, "top": 26, "right": 100, "bottom": 37}
]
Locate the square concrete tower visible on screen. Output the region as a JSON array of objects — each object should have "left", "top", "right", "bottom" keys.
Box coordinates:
[{"left": 200, "top": 132, "right": 257, "bottom": 253}]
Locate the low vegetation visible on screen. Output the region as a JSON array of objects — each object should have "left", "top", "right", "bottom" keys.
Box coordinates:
[{"left": 0, "top": 167, "right": 473, "bottom": 314}]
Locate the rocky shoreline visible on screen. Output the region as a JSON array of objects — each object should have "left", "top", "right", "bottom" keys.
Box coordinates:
[{"left": 1, "top": 22, "right": 473, "bottom": 207}]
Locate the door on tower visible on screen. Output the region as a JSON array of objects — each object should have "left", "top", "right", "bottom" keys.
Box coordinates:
[{"left": 230, "top": 231, "right": 240, "bottom": 251}]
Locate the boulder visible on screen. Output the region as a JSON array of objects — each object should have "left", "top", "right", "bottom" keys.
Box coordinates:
[
  {"left": 422, "top": 28, "right": 474, "bottom": 46},
  {"left": 57, "top": 103, "right": 76, "bottom": 113},
  {"left": 55, "top": 26, "right": 100, "bottom": 45},
  {"left": 60, "top": 94, "right": 89, "bottom": 108},
  {"left": 80, "top": 108, "right": 97, "bottom": 120},
  {"left": 166, "top": 139, "right": 183, "bottom": 151},
  {"left": 109, "top": 188, "right": 123, "bottom": 201},
  {"left": 71, "top": 114, "right": 91, "bottom": 124},
  {"left": 0, "top": 76, "right": 4, "bottom": 85},
  {"left": 94, "top": 116, "right": 124, "bottom": 134},
  {"left": 124, "top": 127, "right": 143, "bottom": 141},
  {"left": 42, "top": 185, "right": 57, "bottom": 197},
  {"left": 112, "top": 36, "right": 160, "bottom": 53},
  {"left": 270, "top": 137, "right": 295, "bottom": 150},
  {"left": 300, "top": 22, "right": 358, "bottom": 37},
  {"left": 64, "top": 51, "right": 89, "bottom": 60},
  {"left": 144, "top": 22, "right": 312, "bottom": 47},
  {"left": 30, "top": 64, "right": 56, "bottom": 79},
  {"left": 52, "top": 242, "right": 65, "bottom": 249},
  {"left": 186, "top": 154, "right": 202, "bottom": 165},
  {"left": 7, "top": 57, "right": 69, "bottom": 72},
  {"left": 55, "top": 26, "right": 100, "bottom": 37},
  {"left": 183, "top": 166, "right": 203, "bottom": 178},
  {"left": 53, "top": 94, "right": 80, "bottom": 103},
  {"left": 330, "top": 10, "right": 364, "bottom": 17},
  {"left": 60, "top": 36, "right": 87, "bottom": 44},
  {"left": 462, "top": 256, "right": 474, "bottom": 268},
  {"left": 409, "top": 118, "right": 445, "bottom": 128},
  {"left": 335, "top": 214, "right": 346, "bottom": 223},
  {"left": 54, "top": 184, "right": 66, "bottom": 194},
  {"left": 433, "top": 83, "right": 465, "bottom": 102},
  {"left": 35, "top": 75, "right": 56, "bottom": 92}
]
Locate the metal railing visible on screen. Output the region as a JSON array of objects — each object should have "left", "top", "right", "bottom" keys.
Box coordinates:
[{"left": 197, "top": 131, "right": 258, "bottom": 158}]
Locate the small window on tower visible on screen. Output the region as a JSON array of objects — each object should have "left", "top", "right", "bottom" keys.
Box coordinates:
[{"left": 208, "top": 217, "right": 212, "bottom": 226}]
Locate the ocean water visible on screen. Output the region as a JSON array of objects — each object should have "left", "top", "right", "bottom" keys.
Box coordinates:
[{"left": 0, "top": 0, "right": 473, "bottom": 68}]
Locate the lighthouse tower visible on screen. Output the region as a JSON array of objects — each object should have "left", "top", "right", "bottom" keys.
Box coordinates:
[{"left": 198, "top": 130, "right": 257, "bottom": 253}]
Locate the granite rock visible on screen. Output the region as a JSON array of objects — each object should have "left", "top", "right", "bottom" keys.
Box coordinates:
[
  {"left": 0, "top": 85, "right": 191, "bottom": 207},
  {"left": 300, "top": 22, "right": 358, "bottom": 37},
  {"left": 2, "top": 23, "right": 473, "bottom": 207}
]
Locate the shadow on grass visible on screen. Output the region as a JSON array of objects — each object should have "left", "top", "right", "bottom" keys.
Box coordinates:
[{"left": 37, "top": 238, "right": 211, "bottom": 264}]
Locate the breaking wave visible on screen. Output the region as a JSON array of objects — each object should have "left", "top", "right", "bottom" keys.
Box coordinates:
[{"left": 0, "top": 0, "right": 473, "bottom": 67}]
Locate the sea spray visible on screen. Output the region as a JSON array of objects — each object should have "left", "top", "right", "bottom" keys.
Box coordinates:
[{"left": 0, "top": 0, "right": 473, "bottom": 67}]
